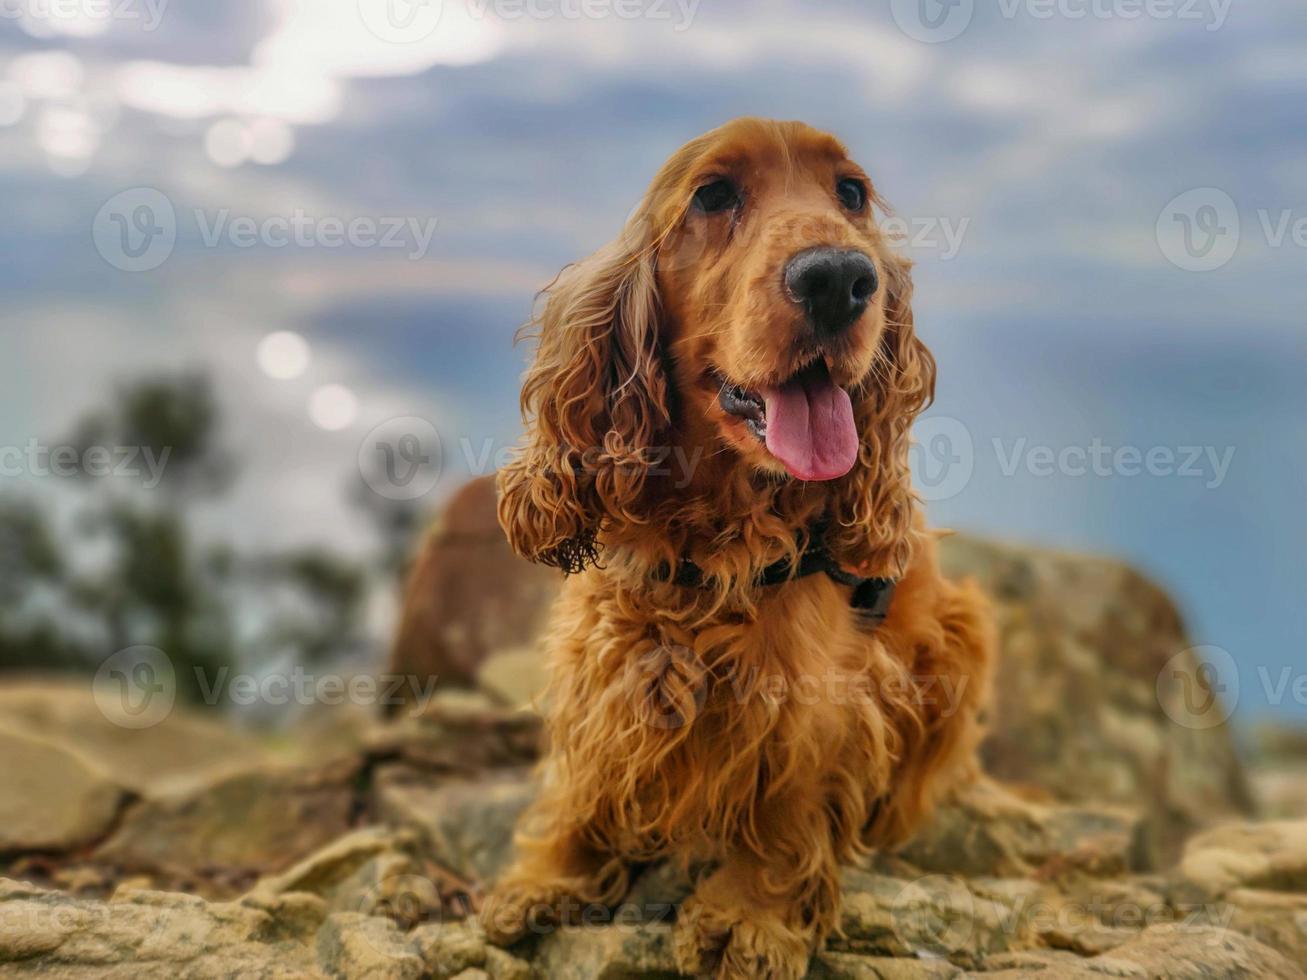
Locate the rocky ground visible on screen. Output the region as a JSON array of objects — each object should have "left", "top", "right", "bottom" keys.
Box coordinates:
[{"left": 2, "top": 499, "right": 1305, "bottom": 977}]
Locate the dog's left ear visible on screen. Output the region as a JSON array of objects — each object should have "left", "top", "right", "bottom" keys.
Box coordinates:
[
  {"left": 828, "top": 250, "right": 936, "bottom": 575},
  {"left": 497, "top": 213, "right": 670, "bottom": 573}
]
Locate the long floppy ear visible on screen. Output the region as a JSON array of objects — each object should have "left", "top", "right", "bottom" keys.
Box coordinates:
[
  {"left": 497, "top": 215, "right": 669, "bottom": 573},
  {"left": 828, "top": 250, "right": 936, "bottom": 576}
]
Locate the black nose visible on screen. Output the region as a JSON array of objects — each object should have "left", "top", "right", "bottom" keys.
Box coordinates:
[{"left": 783, "top": 247, "right": 878, "bottom": 336}]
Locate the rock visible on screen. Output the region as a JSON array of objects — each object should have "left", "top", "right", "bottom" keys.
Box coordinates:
[
  {"left": 533, "top": 922, "right": 681, "bottom": 979},
  {"left": 388, "top": 477, "right": 560, "bottom": 696},
  {"left": 1248, "top": 724, "right": 1307, "bottom": 819},
  {"left": 412, "top": 920, "right": 488, "bottom": 977},
  {"left": 0, "top": 727, "right": 126, "bottom": 852},
  {"left": 246, "top": 826, "right": 428, "bottom": 918},
  {"left": 94, "top": 761, "right": 358, "bottom": 889},
  {"left": 387, "top": 477, "right": 1255, "bottom": 856},
  {"left": 980, "top": 924, "right": 1305, "bottom": 979},
  {"left": 1222, "top": 888, "right": 1307, "bottom": 965},
  {"left": 373, "top": 767, "right": 533, "bottom": 882},
  {"left": 810, "top": 953, "right": 961, "bottom": 978},
  {"left": 939, "top": 535, "right": 1254, "bottom": 865},
  {"left": 834, "top": 868, "right": 1029, "bottom": 966},
  {"left": 0, "top": 877, "right": 317, "bottom": 976},
  {"left": 893, "top": 779, "right": 1141, "bottom": 879},
  {"left": 478, "top": 647, "right": 548, "bottom": 711},
  {"left": 315, "top": 912, "right": 426, "bottom": 980},
  {"left": 0, "top": 680, "right": 269, "bottom": 797},
  {"left": 365, "top": 705, "right": 541, "bottom": 776},
  {"left": 1175, "top": 820, "right": 1307, "bottom": 901}
]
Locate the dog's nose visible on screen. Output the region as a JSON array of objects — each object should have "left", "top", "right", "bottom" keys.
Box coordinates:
[{"left": 784, "top": 247, "right": 878, "bottom": 336}]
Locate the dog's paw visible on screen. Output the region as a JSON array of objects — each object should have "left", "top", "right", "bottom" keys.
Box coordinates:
[
  {"left": 480, "top": 881, "right": 564, "bottom": 947},
  {"left": 673, "top": 897, "right": 811, "bottom": 980}
]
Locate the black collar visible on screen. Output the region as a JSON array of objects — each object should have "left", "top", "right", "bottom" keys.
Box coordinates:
[{"left": 666, "top": 524, "right": 897, "bottom": 625}]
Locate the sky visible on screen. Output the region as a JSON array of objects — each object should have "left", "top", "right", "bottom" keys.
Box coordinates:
[{"left": 0, "top": 0, "right": 1304, "bottom": 726}]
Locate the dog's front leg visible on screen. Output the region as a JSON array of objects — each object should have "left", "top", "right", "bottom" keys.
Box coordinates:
[
  {"left": 480, "top": 788, "right": 631, "bottom": 946},
  {"left": 672, "top": 799, "right": 840, "bottom": 980}
]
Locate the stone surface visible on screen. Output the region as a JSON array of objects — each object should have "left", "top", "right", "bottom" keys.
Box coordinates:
[
  {"left": 94, "top": 760, "right": 358, "bottom": 888},
  {"left": 938, "top": 535, "right": 1255, "bottom": 865},
  {"left": 0, "top": 679, "right": 270, "bottom": 796},
  {"left": 1175, "top": 819, "right": 1307, "bottom": 901},
  {"left": 980, "top": 924, "right": 1305, "bottom": 979},
  {"left": 0, "top": 726, "right": 125, "bottom": 852},
  {"left": 373, "top": 766, "right": 533, "bottom": 882},
  {"left": 388, "top": 477, "right": 560, "bottom": 694},
  {"left": 892, "top": 778, "right": 1141, "bottom": 879}
]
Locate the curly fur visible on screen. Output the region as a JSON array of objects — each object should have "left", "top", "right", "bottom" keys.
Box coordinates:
[{"left": 484, "top": 118, "right": 994, "bottom": 979}]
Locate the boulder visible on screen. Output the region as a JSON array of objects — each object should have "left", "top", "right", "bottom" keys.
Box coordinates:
[
  {"left": 939, "top": 536, "right": 1255, "bottom": 863},
  {"left": 0, "top": 680, "right": 270, "bottom": 797},
  {"left": 388, "top": 477, "right": 560, "bottom": 693},
  {"left": 0, "top": 727, "right": 125, "bottom": 853},
  {"left": 93, "top": 761, "right": 358, "bottom": 891},
  {"left": 1174, "top": 819, "right": 1307, "bottom": 901}
]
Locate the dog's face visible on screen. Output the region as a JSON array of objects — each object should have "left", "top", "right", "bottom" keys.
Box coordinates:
[
  {"left": 498, "top": 118, "right": 932, "bottom": 575},
  {"left": 654, "top": 120, "right": 894, "bottom": 482}
]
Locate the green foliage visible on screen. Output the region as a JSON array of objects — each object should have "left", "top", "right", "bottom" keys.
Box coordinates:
[{"left": 0, "top": 370, "right": 398, "bottom": 712}]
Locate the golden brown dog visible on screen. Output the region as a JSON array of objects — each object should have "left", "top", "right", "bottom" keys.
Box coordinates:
[{"left": 481, "top": 118, "right": 994, "bottom": 978}]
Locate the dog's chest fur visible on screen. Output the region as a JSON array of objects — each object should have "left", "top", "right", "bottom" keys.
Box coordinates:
[{"left": 543, "top": 571, "right": 909, "bottom": 856}]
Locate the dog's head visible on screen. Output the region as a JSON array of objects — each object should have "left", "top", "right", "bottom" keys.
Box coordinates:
[{"left": 499, "top": 118, "right": 933, "bottom": 576}]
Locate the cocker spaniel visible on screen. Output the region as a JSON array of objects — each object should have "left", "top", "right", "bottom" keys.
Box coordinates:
[{"left": 481, "top": 118, "right": 994, "bottom": 979}]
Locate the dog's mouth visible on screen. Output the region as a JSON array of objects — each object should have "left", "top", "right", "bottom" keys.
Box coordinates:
[{"left": 714, "top": 360, "right": 859, "bottom": 482}]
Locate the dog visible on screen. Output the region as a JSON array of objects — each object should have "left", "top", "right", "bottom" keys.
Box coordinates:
[{"left": 480, "top": 118, "right": 995, "bottom": 979}]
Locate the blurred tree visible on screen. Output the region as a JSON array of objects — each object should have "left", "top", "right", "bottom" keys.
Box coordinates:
[
  {"left": 0, "top": 498, "right": 84, "bottom": 671},
  {"left": 260, "top": 547, "right": 368, "bottom": 667},
  {"left": 0, "top": 370, "right": 389, "bottom": 715}
]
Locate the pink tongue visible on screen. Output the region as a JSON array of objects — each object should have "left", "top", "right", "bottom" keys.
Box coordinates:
[{"left": 760, "top": 366, "right": 859, "bottom": 481}]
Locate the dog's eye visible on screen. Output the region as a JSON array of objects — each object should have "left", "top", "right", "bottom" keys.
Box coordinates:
[
  {"left": 693, "top": 178, "right": 741, "bottom": 214},
  {"left": 837, "top": 177, "right": 868, "bottom": 213}
]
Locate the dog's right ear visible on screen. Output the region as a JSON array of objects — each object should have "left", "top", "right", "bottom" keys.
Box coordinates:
[{"left": 497, "top": 214, "right": 669, "bottom": 573}]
